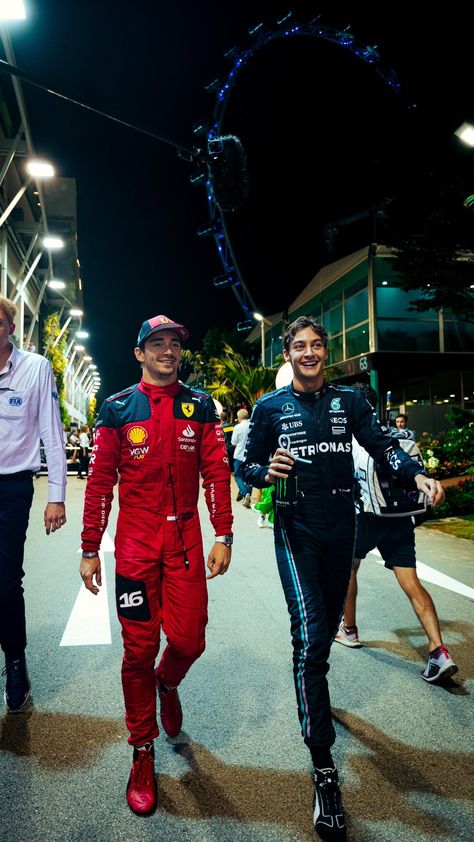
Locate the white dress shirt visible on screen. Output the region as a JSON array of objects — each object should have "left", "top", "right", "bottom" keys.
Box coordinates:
[
  {"left": 0, "top": 345, "right": 67, "bottom": 501},
  {"left": 231, "top": 419, "right": 250, "bottom": 461}
]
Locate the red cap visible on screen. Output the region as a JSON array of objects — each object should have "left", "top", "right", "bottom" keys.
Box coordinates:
[{"left": 136, "top": 314, "right": 189, "bottom": 347}]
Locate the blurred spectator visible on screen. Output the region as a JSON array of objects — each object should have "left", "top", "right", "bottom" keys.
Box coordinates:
[
  {"left": 77, "top": 425, "right": 90, "bottom": 479},
  {"left": 394, "top": 412, "right": 416, "bottom": 441},
  {"left": 68, "top": 429, "right": 80, "bottom": 462},
  {"left": 219, "top": 410, "right": 235, "bottom": 473},
  {"left": 231, "top": 409, "right": 252, "bottom": 507}
]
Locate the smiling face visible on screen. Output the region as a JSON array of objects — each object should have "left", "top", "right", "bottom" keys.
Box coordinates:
[
  {"left": 134, "top": 329, "right": 182, "bottom": 385},
  {"left": 283, "top": 326, "right": 328, "bottom": 392}
]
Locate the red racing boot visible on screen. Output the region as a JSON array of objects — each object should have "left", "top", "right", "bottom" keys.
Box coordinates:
[
  {"left": 126, "top": 743, "right": 156, "bottom": 814},
  {"left": 157, "top": 678, "right": 183, "bottom": 738}
]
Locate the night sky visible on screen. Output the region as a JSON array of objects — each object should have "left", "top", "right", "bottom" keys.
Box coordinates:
[{"left": 3, "top": 1, "right": 471, "bottom": 396}]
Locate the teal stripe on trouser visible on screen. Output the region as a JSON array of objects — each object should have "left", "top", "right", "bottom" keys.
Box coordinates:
[{"left": 279, "top": 520, "right": 311, "bottom": 738}]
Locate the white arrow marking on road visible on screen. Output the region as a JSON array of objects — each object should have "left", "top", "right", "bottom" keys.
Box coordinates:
[
  {"left": 60, "top": 531, "right": 114, "bottom": 646},
  {"left": 369, "top": 549, "right": 474, "bottom": 599}
]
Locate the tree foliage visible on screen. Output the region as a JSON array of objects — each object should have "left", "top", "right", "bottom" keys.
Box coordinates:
[
  {"left": 42, "top": 312, "right": 69, "bottom": 424},
  {"left": 380, "top": 162, "right": 474, "bottom": 319},
  {"left": 87, "top": 395, "right": 97, "bottom": 428},
  {"left": 206, "top": 344, "right": 276, "bottom": 409}
]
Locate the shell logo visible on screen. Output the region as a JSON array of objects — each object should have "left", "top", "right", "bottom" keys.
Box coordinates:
[{"left": 127, "top": 425, "right": 148, "bottom": 445}]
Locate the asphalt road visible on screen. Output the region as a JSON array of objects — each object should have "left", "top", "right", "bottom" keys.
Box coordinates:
[{"left": 1, "top": 476, "right": 473, "bottom": 842}]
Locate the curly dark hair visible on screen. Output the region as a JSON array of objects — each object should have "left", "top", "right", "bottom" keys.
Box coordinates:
[{"left": 283, "top": 316, "right": 328, "bottom": 353}]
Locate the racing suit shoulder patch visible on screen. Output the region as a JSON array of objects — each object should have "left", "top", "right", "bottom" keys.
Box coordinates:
[
  {"left": 256, "top": 386, "right": 291, "bottom": 407},
  {"left": 100, "top": 386, "right": 151, "bottom": 427}
]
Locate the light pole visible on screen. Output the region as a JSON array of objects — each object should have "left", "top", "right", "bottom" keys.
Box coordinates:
[{"left": 253, "top": 312, "right": 272, "bottom": 367}]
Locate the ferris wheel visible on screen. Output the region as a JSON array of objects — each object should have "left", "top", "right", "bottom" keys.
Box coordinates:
[{"left": 190, "top": 13, "right": 402, "bottom": 329}]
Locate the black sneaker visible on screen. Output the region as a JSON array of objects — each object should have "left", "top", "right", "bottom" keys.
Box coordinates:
[
  {"left": 3, "top": 656, "right": 31, "bottom": 712},
  {"left": 313, "top": 767, "right": 346, "bottom": 840}
]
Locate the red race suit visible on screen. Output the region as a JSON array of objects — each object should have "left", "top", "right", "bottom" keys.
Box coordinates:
[{"left": 81, "top": 378, "right": 233, "bottom": 745}]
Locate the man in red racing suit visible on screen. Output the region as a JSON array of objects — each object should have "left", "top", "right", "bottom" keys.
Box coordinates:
[{"left": 80, "top": 314, "right": 233, "bottom": 814}]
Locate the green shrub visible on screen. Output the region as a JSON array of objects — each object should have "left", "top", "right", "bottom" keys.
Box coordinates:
[{"left": 427, "top": 479, "right": 474, "bottom": 518}]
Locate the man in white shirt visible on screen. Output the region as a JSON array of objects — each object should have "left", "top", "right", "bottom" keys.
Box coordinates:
[
  {"left": 0, "top": 295, "right": 67, "bottom": 712},
  {"left": 231, "top": 408, "right": 252, "bottom": 507}
]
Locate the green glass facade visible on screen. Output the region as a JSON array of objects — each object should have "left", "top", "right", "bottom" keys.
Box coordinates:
[{"left": 259, "top": 247, "right": 473, "bottom": 430}]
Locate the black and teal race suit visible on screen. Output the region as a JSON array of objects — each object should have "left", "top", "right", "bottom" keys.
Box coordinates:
[{"left": 242, "top": 382, "right": 425, "bottom": 751}]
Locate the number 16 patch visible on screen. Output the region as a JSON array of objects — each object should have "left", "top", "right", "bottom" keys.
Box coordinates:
[{"left": 115, "top": 573, "right": 151, "bottom": 621}]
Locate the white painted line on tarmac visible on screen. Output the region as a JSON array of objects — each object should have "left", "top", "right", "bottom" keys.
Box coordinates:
[
  {"left": 61, "top": 531, "right": 114, "bottom": 646},
  {"left": 368, "top": 548, "right": 474, "bottom": 599}
]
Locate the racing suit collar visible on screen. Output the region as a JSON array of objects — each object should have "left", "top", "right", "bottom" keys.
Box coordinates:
[
  {"left": 139, "top": 378, "right": 182, "bottom": 398},
  {"left": 289, "top": 381, "right": 328, "bottom": 402}
]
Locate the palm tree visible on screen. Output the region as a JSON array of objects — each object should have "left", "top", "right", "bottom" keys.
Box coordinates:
[{"left": 206, "top": 345, "right": 276, "bottom": 409}]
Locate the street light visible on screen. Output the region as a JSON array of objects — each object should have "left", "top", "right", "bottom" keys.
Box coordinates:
[
  {"left": 43, "top": 236, "right": 64, "bottom": 250},
  {"left": 455, "top": 122, "right": 474, "bottom": 148},
  {"left": 52, "top": 308, "right": 83, "bottom": 349},
  {"left": 76, "top": 329, "right": 89, "bottom": 339},
  {"left": 0, "top": 158, "right": 55, "bottom": 228},
  {"left": 253, "top": 312, "right": 271, "bottom": 367},
  {"left": 48, "top": 279, "right": 66, "bottom": 290},
  {"left": 0, "top": 1, "right": 26, "bottom": 19},
  {"left": 26, "top": 159, "right": 55, "bottom": 178}
]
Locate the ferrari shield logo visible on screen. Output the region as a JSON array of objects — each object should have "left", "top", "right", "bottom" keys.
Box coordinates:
[{"left": 182, "top": 403, "right": 194, "bottom": 418}]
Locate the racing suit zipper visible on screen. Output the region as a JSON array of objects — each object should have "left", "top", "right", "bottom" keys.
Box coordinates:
[{"left": 167, "top": 463, "right": 190, "bottom": 569}]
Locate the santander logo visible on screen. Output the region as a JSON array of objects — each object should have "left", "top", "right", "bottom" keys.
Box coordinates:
[{"left": 182, "top": 424, "right": 194, "bottom": 438}]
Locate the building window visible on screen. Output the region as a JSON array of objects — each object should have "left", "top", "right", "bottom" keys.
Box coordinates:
[
  {"left": 443, "top": 320, "right": 474, "bottom": 352},
  {"left": 378, "top": 321, "right": 439, "bottom": 351},
  {"left": 324, "top": 304, "right": 343, "bottom": 336},
  {"left": 346, "top": 323, "right": 369, "bottom": 358},
  {"left": 345, "top": 276, "right": 367, "bottom": 298},
  {"left": 376, "top": 285, "right": 438, "bottom": 321},
  {"left": 345, "top": 288, "right": 368, "bottom": 329},
  {"left": 322, "top": 291, "right": 342, "bottom": 311},
  {"left": 328, "top": 333, "right": 343, "bottom": 364}
]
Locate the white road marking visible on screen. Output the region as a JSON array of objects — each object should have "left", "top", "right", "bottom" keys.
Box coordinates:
[
  {"left": 60, "top": 531, "right": 114, "bottom": 646},
  {"left": 368, "top": 549, "right": 474, "bottom": 599}
]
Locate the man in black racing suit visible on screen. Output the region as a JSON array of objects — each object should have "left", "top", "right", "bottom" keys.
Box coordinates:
[{"left": 241, "top": 316, "right": 443, "bottom": 841}]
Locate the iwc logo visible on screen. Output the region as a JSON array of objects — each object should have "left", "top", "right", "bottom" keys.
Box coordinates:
[{"left": 127, "top": 426, "right": 148, "bottom": 445}]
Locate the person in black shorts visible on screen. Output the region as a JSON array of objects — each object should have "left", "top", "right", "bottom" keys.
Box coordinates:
[{"left": 336, "top": 383, "right": 458, "bottom": 685}]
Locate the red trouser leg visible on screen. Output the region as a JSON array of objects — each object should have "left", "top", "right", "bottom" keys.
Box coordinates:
[
  {"left": 115, "top": 515, "right": 164, "bottom": 747},
  {"left": 156, "top": 513, "right": 208, "bottom": 689},
  {"left": 115, "top": 512, "right": 207, "bottom": 746}
]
